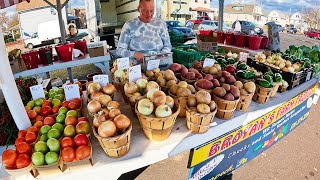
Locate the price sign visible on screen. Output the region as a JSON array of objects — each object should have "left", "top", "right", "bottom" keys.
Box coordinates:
[
  {"left": 129, "top": 65, "right": 142, "bottom": 82},
  {"left": 117, "top": 57, "right": 130, "bottom": 70},
  {"left": 93, "top": 75, "right": 109, "bottom": 87},
  {"left": 306, "top": 71, "right": 312, "bottom": 81},
  {"left": 203, "top": 58, "right": 215, "bottom": 68},
  {"left": 239, "top": 52, "right": 249, "bottom": 62},
  {"left": 147, "top": 59, "right": 160, "bottom": 71},
  {"left": 30, "top": 85, "right": 45, "bottom": 100},
  {"left": 63, "top": 84, "right": 80, "bottom": 101}
]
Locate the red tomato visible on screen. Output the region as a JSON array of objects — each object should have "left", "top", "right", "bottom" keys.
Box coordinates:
[
  {"left": 2, "top": 149, "right": 17, "bottom": 168},
  {"left": 42, "top": 100, "right": 52, "bottom": 107},
  {"left": 61, "top": 137, "right": 75, "bottom": 149},
  {"left": 70, "top": 98, "right": 82, "bottom": 108},
  {"left": 25, "top": 132, "right": 37, "bottom": 144},
  {"left": 16, "top": 142, "right": 31, "bottom": 155},
  {"left": 76, "top": 146, "right": 91, "bottom": 160},
  {"left": 67, "top": 102, "right": 78, "bottom": 110},
  {"left": 43, "top": 116, "right": 55, "bottom": 126},
  {"left": 27, "top": 110, "right": 37, "bottom": 120},
  {"left": 52, "top": 106, "right": 60, "bottom": 114},
  {"left": 15, "top": 137, "right": 26, "bottom": 147},
  {"left": 62, "top": 147, "right": 76, "bottom": 162},
  {"left": 77, "top": 117, "right": 88, "bottom": 122},
  {"left": 41, "top": 106, "right": 52, "bottom": 116},
  {"left": 27, "top": 126, "right": 38, "bottom": 134},
  {"left": 65, "top": 115, "right": 77, "bottom": 126},
  {"left": 17, "top": 130, "right": 27, "bottom": 138},
  {"left": 34, "top": 121, "right": 43, "bottom": 129},
  {"left": 16, "top": 154, "right": 31, "bottom": 169},
  {"left": 62, "top": 100, "right": 70, "bottom": 108},
  {"left": 74, "top": 134, "right": 89, "bottom": 147}
]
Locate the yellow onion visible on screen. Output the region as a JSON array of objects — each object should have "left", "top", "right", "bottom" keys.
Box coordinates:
[
  {"left": 87, "top": 100, "right": 101, "bottom": 113},
  {"left": 103, "top": 84, "right": 116, "bottom": 95},
  {"left": 107, "top": 101, "right": 120, "bottom": 110},
  {"left": 98, "top": 94, "right": 112, "bottom": 107},
  {"left": 92, "top": 92, "right": 103, "bottom": 101},
  {"left": 98, "top": 121, "right": 116, "bottom": 138},
  {"left": 109, "top": 109, "right": 121, "bottom": 119},
  {"left": 88, "top": 82, "right": 102, "bottom": 95},
  {"left": 114, "top": 114, "right": 131, "bottom": 130}
]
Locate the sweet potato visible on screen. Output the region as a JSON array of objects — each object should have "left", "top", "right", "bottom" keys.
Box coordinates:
[
  {"left": 229, "top": 85, "right": 240, "bottom": 99},
  {"left": 197, "top": 79, "right": 213, "bottom": 90},
  {"left": 204, "top": 74, "right": 213, "bottom": 81},
  {"left": 212, "top": 79, "right": 220, "bottom": 87},
  {"left": 213, "top": 87, "right": 227, "bottom": 98},
  {"left": 223, "top": 93, "right": 235, "bottom": 101}
]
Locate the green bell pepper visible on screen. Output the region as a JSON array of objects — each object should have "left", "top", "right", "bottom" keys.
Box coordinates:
[
  {"left": 236, "top": 70, "right": 245, "bottom": 79},
  {"left": 259, "top": 79, "right": 272, "bottom": 88},
  {"left": 236, "top": 63, "right": 248, "bottom": 71},
  {"left": 274, "top": 73, "right": 282, "bottom": 83},
  {"left": 263, "top": 74, "right": 273, "bottom": 84}
]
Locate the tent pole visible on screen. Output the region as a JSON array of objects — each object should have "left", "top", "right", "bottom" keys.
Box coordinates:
[
  {"left": 218, "top": 0, "right": 224, "bottom": 32},
  {"left": 0, "top": 31, "right": 31, "bottom": 130},
  {"left": 57, "top": 0, "right": 66, "bottom": 43}
]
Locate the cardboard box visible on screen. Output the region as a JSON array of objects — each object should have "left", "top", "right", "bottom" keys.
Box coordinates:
[
  {"left": 143, "top": 52, "right": 173, "bottom": 71},
  {"left": 197, "top": 34, "right": 218, "bottom": 52},
  {"left": 87, "top": 41, "right": 109, "bottom": 57}
]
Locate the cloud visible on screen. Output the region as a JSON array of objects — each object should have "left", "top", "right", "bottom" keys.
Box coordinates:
[{"left": 70, "top": 0, "right": 85, "bottom": 8}]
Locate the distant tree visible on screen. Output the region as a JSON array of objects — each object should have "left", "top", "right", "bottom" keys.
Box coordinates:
[
  {"left": 0, "top": 12, "right": 9, "bottom": 32},
  {"left": 9, "top": 13, "right": 19, "bottom": 29},
  {"left": 303, "top": 6, "right": 320, "bottom": 30}
]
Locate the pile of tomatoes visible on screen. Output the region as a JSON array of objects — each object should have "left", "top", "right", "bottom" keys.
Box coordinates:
[{"left": 61, "top": 134, "right": 91, "bottom": 162}]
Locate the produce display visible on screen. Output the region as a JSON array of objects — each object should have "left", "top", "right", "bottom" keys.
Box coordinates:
[{"left": 187, "top": 90, "right": 216, "bottom": 114}]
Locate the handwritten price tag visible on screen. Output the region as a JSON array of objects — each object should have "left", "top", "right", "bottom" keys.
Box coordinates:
[
  {"left": 147, "top": 60, "right": 160, "bottom": 71},
  {"left": 203, "top": 58, "right": 215, "bottom": 68},
  {"left": 117, "top": 57, "right": 130, "bottom": 70},
  {"left": 30, "top": 85, "right": 45, "bottom": 100},
  {"left": 239, "top": 52, "right": 248, "bottom": 62},
  {"left": 93, "top": 75, "right": 109, "bottom": 87},
  {"left": 63, "top": 84, "right": 80, "bottom": 101},
  {"left": 129, "top": 65, "right": 142, "bottom": 82}
]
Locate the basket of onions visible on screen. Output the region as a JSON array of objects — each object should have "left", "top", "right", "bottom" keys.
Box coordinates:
[
  {"left": 87, "top": 96, "right": 121, "bottom": 117},
  {"left": 186, "top": 90, "right": 217, "bottom": 134},
  {"left": 124, "top": 79, "right": 160, "bottom": 113},
  {"left": 92, "top": 107, "right": 132, "bottom": 158},
  {"left": 135, "top": 90, "right": 179, "bottom": 141},
  {"left": 87, "top": 82, "right": 116, "bottom": 101}
]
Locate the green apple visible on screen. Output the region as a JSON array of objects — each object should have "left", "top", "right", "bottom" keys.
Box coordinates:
[
  {"left": 52, "top": 123, "right": 64, "bottom": 133},
  {"left": 40, "top": 125, "right": 51, "bottom": 135},
  {"left": 54, "top": 94, "right": 64, "bottom": 102},
  {"left": 66, "top": 110, "right": 78, "bottom": 118},
  {"left": 49, "top": 92, "right": 56, "bottom": 99},
  {"left": 39, "top": 134, "right": 48, "bottom": 142},
  {"left": 47, "top": 129, "right": 61, "bottom": 139},
  {"left": 47, "top": 138, "right": 60, "bottom": 153},
  {"left": 64, "top": 125, "right": 76, "bottom": 137},
  {"left": 35, "top": 98, "right": 43, "bottom": 107},
  {"left": 45, "top": 152, "right": 59, "bottom": 165},
  {"left": 56, "top": 114, "right": 66, "bottom": 124},
  {"left": 32, "top": 152, "right": 45, "bottom": 166},
  {"left": 49, "top": 89, "right": 56, "bottom": 94},
  {"left": 58, "top": 107, "right": 68, "bottom": 114},
  {"left": 51, "top": 99, "right": 61, "bottom": 107},
  {"left": 34, "top": 141, "right": 49, "bottom": 154},
  {"left": 27, "top": 100, "right": 35, "bottom": 108},
  {"left": 56, "top": 87, "right": 64, "bottom": 94}
]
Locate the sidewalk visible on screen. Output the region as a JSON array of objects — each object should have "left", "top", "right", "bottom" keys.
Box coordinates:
[{"left": 136, "top": 100, "right": 320, "bottom": 180}]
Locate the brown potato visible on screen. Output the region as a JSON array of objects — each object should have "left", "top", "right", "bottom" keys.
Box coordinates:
[
  {"left": 197, "top": 104, "right": 211, "bottom": 114},
  {"left": 229, "top": 85, "right": 240, "bottom": 99},
  {"left": 157, "top": 76, "right": 166, "bottom": 87},
  {"left": 209, "top": 101, "right": 216, "bottom": 111},
  {"left": 203, "top": 66, "right": 210, "bottom": 73},
  {"left": 222, "top": 84, "right": 231, "bottom": 92},
  {"left": 169, "top": 84, "right": 179, "bottom": 95},
  {"left": 195, "top": 90, "right": 211, "bottom": 105},
  {"left": 187, "top": 95, "right": 197, "bottom": 107},
  {"left": 177, "top": 87, "right": 192, "bottom": 97},
  {"left": 187, "top": 84, "right": 196, "bottom": 94},
  {"left": 213, "top": 87, "right": 227, "bottom": 98},
  {"left": 234, "top": 81, "right": 243, "bottom": 89}
]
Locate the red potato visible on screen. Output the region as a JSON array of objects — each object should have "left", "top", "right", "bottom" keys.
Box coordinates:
[
  {"left": 181, "top": 67, "right": 188, "bottom": 76},
  {"left": 219, "top": 77, "right": 225, "bottom": 83},
  {"left": 195, "top": 73, "right": 203, "bottom": 79},
  {"left": 189, "top": 68, "right": 199, "bottom": 74},
  {"left": 225, "top": 66, "right": 236, "bottom": 74},
  {"left": 170, "top": 63, "right": 182, "bottom": 72},
  {"left": 197, "top": 79, "right": 213, "bottom": 90},
  {"left": 223, "top": 93, "right": 235, "bottom": 101},
  {"left": 222, "top": 71, "right": 231, "bottom": 78},
  {"left": 183, "top": 72, "right": 196, "bottom": 80},
  {"left": 212, "top": 79, "right": 220, "bottom": 87},
  {"left": 204, "top": 74, "right": 213, "bottom": 81},
  {"left": 225, "top": 76, "right": 236, "bottom": 84}
]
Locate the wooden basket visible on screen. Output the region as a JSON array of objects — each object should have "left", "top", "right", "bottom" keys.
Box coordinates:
[
  {"left": 135, "top": 103, "right": 180, "bottom": 141},
  {"left": 168, "top": 91, "right": 188, "bottom": 117},
  {"left": 252, "top": 84, "right": 273, "bottom": 104},
  {"left": 235, "top": 75, "right": 254, "bottom": 84},
  {"left": 186, "top": 106, "right": 217, "bottom": 134},
  {"left": 213, "top": 95, "right": 239, "bottom": 120},
  {"left": 180, "top": 75, "right": 201, "bottom": 85},
  {"left": 5, "top": 163, "right": 36, "bottom": 179},
  {"left": 236, "top": 93, "right": 254, "bottom": 111},
  {"left": 63, "top": 141, "right": 93, "bottom": 171},
  {"left": 194, "top": 81, "right": 213, "bottom": 94},
  {"left": 34, "top": 157, "right": 64, "bottom": 177},
  {"left": 278, "top": 85, "right": 288, "bottom": 93},
  {"left": 270, "top": 82, "right": 280, "bottom": 97},
  {"left": 114, "top": 81, "right": 128, "bottom": 103},
  {"left": 125, "top": 92, "right": 146, "bottom": 114},
  {"left": 92, "top": 124, "right": 132, "bottom": 158}
]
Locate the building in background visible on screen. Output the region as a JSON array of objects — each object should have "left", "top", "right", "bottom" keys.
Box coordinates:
[
  {"left": 223, "top": 4, "right": 264, "bottom": 26},
  {"left": 268, "top": 10, "right": 289, "bottom": 27},
  {"left": 16, "top": 0, "right": 67, "bottom": 39},
  {"left": 290, "top": 12, "right": 308, "bottom": 32},
  {"left": 189, "top": 0, "right": 217, "bottom": 19},
  {"left": 161, "top": 0, "right": 192, "bottom": 23}
]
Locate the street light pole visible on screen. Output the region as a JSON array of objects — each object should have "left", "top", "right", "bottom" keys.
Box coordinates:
[{"left": 218, "top": 0, "right": 224, "bottom": 32}]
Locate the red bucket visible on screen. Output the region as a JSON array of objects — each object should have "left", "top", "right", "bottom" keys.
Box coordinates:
[
  {"left": 248, "top": 36, "right": 263, "bottom": 50},
  {"left": 260, "top": 36, "right": 269, "bottom": 49},
  {"left": 225, "top": 33, "right": 235, "bottom": 45},
  {"left": 217, "top": 32, "right": 225, "bottom": 43},
  {"left": 74, "top": 40, "right": 87, "bottom": 55},
  {"left": 199, "top": 30, "right": 213, "bottom": 36},
  {"left": 38, "top": 47, "right": 52, "bottom": 65},
  {"left": 55, "top": 43, "right": 74, "bottom": 62},
  {"left": 234, "top": 34, "right": 248, "bottom": 47},
  {"left": 21, "top": 51, "right": 39, "bottom": 70}
]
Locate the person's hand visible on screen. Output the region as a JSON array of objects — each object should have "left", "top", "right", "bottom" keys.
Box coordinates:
[{"left": 134, "top": 52, "right": 144, "bottom": 62}]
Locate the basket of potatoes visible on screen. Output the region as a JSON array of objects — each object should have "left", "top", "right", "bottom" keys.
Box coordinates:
[
  {"left": 156, "top": 69, "right": 179, "bottom": 94},
  {"left": 168, "top": 81, "right": 196, "bottom": 117},
  {"left": 186, "top": 90, "right": 217, "bottom": 134},
  {"left": 234, "top": 81, "right": 256, "bottom": 111}
]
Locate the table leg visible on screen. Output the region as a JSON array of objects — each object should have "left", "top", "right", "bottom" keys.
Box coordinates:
[
  {"left": 103, "top": 61, "right": 110, "bottom": 82},
  {"left": 46, "top": 72, "right": 51, "bottom": 79},
  {"left": 67, "top": 67, "right": 74, "bottom": 83}
]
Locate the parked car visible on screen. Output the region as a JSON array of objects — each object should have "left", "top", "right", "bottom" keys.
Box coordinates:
[
  {"left": 276, "top": 24, "right": 284, "bottom": 32},
  {"left": 165, "top": 20, "right": 194, "bottom": 39},
  {"left": 198, "top": 20, "right": 233, "bottom": 32},
  {"left": 305, "top": 31, "right": 320, "bottom": 39},
  {"left": 287, "top": 27, "right": 297, "bottom": 34},
  {"left": 188, "top": 16, "right": 211, "bottom": 27},
  {"left": 231, "top": 21, "right": 264, "bottom": 35}
]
